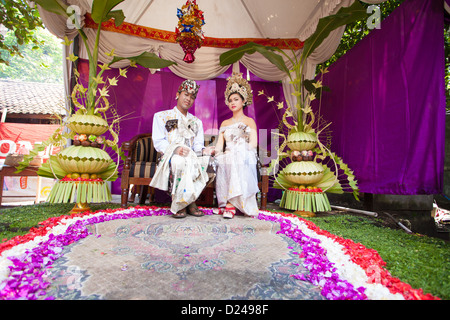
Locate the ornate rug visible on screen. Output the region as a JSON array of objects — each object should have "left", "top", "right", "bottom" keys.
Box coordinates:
[
  {"left": 1, "top": 206, "right": 439, "bottom": 300},
  {"left": 43, "top": 214, "right": 325, "bottom": 300}
]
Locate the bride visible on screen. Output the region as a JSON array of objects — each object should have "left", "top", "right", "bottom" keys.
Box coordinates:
[{"left": 214, "top": 73, "right": 259, "bottom": 219}]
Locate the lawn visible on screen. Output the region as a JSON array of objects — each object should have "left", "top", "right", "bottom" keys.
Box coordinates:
[{"left": 0, "top": 202, "right": 448, "bottom": 300}]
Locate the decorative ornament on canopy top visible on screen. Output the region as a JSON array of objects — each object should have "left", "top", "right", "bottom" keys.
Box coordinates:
[{"left": 176, "top": 0, "right": 205, "bottom": 63}]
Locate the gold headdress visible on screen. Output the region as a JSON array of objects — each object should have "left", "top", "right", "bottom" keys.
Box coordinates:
[
  {"left": 178, "top": 79, "right": 200, "bottom": 98},
  {"left": 225, "top": 72, "right": 253, "bottom": 106}
]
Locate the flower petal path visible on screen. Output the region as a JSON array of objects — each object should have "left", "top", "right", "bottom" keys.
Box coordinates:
[{"left": 0, "top": 206, "right": 440, "bottom": 300}]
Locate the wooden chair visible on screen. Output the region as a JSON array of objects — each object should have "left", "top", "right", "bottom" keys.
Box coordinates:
[
  {"left": 120, "top": 133, "right": 269, "bottom": 210},
  {"left": 120, "top": 133, "right": 159, "bottom": 207}
]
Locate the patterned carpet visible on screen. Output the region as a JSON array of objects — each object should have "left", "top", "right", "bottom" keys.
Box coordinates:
[{"left": 43, "top": 214, "right": 325, "bottom": 300}]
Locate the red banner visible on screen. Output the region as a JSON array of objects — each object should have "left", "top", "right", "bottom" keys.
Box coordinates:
[
  {"left": 0, "top": 123, "right": 61, "bottom": 159},
  {"left": 84, "top": 13, "right": 304, "bottom": 50}
]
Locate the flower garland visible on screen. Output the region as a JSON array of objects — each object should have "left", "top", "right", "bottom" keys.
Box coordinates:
[{"left": 0, "top": 207, "right": 439, "bottom": 300}]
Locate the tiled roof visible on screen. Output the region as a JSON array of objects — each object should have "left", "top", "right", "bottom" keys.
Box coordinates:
[{"left": 0, "top": 79, "right": 66, "bottom": 115}]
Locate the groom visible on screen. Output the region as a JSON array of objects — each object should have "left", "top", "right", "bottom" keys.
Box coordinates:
[{"left": 150, "top": 80, "right": 215, "bottom": 218}]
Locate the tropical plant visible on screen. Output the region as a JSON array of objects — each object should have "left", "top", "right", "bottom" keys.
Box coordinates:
[
  {"left": 0, "top": 27, "right": 63, "bottom": 83},
  {"left": 0, "top": 0, "right": 43, "bottom": 65},
  {"left": 220, "top": 1, "right": 367, "bottom": 213}
]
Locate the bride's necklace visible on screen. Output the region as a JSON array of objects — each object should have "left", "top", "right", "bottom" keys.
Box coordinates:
[{"left": 232, "top": 114, "right": 245, "bottom": 124}]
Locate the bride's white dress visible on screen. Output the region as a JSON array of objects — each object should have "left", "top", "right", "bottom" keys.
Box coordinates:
[{"left": 215, "top": 122, "right": 259, "bottom": 216}]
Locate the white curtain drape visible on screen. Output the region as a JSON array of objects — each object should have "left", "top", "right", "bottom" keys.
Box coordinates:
[{"left": 38, "top": 0, "right": 389, "bottom": 109}]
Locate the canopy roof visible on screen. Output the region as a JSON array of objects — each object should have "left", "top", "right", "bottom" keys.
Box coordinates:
[
  {"left": 106, "top": 0, "right": 337, "bottom": 41},
  {"left": 40, "top": 0, "right": 387, "bottom": 81}
]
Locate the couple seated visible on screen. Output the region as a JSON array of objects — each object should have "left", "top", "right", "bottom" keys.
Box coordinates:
[{"left": 149, "top": 75, "right": 259, "bottom": 219}]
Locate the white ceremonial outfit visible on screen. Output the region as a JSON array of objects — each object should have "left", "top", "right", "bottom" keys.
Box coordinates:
[
  {"left": 150, "top": 107, "right": 211, "bottom": 213},
  {"left": 215, "top": 122, "right": 259, "bottom": 216}
]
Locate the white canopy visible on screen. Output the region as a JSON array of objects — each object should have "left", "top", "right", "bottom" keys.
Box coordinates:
[{"left": 38, "top": 0, "right": 386, "bottom": 104}]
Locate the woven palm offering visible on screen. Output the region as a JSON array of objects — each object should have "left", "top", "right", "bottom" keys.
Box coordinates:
[
  {"left": 282, "top": 161, "right": 324, "bottom": 185},
  {"left": 44, "top": 112, "right": 117, "bottom": 205},
  {"left": 65, "top": 114, "right": 109, "bottom": 136},
  {"left": 280, "top": 188, "right": 331, "bottom": 212},
  {"left": 56, "top": 145, "right": 113, "bottom": 173},
  {"left": 286, "top": 131, "right": 318, "bottom": 151}
]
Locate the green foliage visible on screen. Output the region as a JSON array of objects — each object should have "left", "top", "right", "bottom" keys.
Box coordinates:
[
  {"left": 0, "top": 0, "right": 43, "bottom": 65},
  {"left": 308, "top": 214, "right": 450, "bottom": 300},
  {"left": 0, "top": 27, "right": 63, "bottom": 83},
  {"left": 91, "top": 0, "right": 125, "bottom": 25},
  {"left": 0, "top": 202, "right": 124, "bottom": 240},
  {"left": 300, "top": 1, "right": 367, "bottom": 63}
]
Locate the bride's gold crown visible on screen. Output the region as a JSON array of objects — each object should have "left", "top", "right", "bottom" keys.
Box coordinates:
[{"left": 225, "top": 72, "right": 253, "bottom": 106}]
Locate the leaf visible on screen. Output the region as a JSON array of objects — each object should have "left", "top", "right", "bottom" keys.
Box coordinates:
[
  {"left": 34, "top": 0, "right": 69, "bottom": 17},
  {"left": 254, "top": 46, "right": 290, "bottom": 75},
  {"left": 301, "top": 1, "right": 368, "bottom": 61},
  {"left": 91, "top": 0, "right": 125, "bottom": 24},
  {"left": 106, "top": 10, "right": 125, "bottom": 26},
  {"left": 110, "top": 51, "right": 176, "bottom": 69},
  {"left": 219, "top": 42, "right": 258, "bottom": 66},
  {"left": 219, "top": 42, "right": 290, "bottom": 76}
]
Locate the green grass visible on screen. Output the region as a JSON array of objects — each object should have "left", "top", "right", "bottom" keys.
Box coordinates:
[
  {"left": 0, "top": 202, "right": 124, "bottom": 240},
  {"left": 0, "top": 203, "right": 448, "bottom": 300},
  {"left": 302, "top": 214, "right": 450, "bottom": 300}
]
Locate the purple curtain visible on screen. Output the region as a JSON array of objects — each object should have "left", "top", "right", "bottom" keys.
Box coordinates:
[
  {"left": 312, "top": 0, "right": 446, "bottom": 195},
  {"left": 76, "top": 61, "right": 285, "bottom": 195}
]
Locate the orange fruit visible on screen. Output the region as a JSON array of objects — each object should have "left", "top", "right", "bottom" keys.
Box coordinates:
[
  {"left": 71, "top": 173, "right": 80, "bottom": 179},
  {"left": 81, "top": 173, "right": 90, "bottom": 180}
]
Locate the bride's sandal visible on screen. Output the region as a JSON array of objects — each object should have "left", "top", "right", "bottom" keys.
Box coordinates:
[{"left": 223, "top": 205, "right": 235, "bottom": 219}]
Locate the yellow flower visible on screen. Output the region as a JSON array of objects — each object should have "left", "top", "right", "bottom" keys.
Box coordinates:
[
  {"left": 258, "top": 90, "right": 265, "bottom": 96},
  {"left": 312, "top": 80, "right": 322, "bottom": 89},
  {"left": 100, "top": 63, "right": 111, "bottom": 71},
  {"left": 267, "top": 96, "right": 274, "bottom": 102},
  {"left": 309, "top": 93, "right": 316, "bottom": 101},
  {"left": 61, "top": 36, "right": 73, "bottom": 46},
  {"left": 98, "top": 87, "right": 109, "bottom": 97},
  {"left": 66, "top": 53, "right": 78, "bottom": 62},
  {"left": 108, "top": 77, "right": 119, "bottom": 86},
  {"left": 119, "top": 68, "right": 128, "bottom": 78},
  {"left": 92, "top": 75, "right": 105, "bottom": 84},
  {"left": 77, "top": 84, "right": 87, "bottom": 94},
  {"left": 285, "top": 109, "right": 293, "bottom": 118},
  {"left": 106, "top": 49, "right": 116, "bottom": 57},
  {"left": 277, "top": 102, "right": 284, "bottom": 109}
]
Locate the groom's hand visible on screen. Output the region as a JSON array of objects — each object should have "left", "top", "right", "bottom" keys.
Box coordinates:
[{"left": 175, "top": 146, "right": 189, "bottom": 157}]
